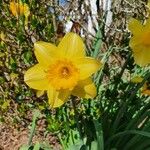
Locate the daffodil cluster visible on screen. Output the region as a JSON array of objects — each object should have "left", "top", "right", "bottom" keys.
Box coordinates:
[{"left": 9, "top": 1, "right": 30, "bottom": 24}]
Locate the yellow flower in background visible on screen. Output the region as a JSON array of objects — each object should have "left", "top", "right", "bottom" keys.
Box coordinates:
[
  {"left": 10, "top": 1, "right": 30, "bottom": 17},
  {"left": 128, "top": 18, "right": 150, "bottom": 66},
  {"left": 131, "top": 76, "right": 150, "bottom": 96},
  {"left": 0, "top": 31, "right": 6, "bottom": 45},
  {"left": 0, "top": 32, "right": 5, "bottom": 45},
  {"left": 141, "top": 82, "right": 150, "bottom": 95},
  {"left": 148, "top": 0, "right": 150, "bottom": 10},
  {"left": 0, "top": 32, "right": 5, "bottom": 41},
  {"left": 131, "top": 76, "right": 143, "bottom": 83},
  {"left": 10, "top": 1, "right": 30, "bottom": 24},
  {"left": 24, "top": 32, "right": 102, "bottom": 108}
]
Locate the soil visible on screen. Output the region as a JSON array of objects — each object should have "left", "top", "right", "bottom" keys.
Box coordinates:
[{"left": 0, "top": 123, "right": 61, "bottom": 150}]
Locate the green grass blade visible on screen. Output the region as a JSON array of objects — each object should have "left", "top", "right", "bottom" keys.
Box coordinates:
[
  {"left": 106, "top": 130, "right": 150, "bottom": 146},
  {"left": 94, "top": 120, "right": 104, "bottom": 150}
]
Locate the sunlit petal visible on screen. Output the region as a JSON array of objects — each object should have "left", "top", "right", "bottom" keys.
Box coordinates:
[
  {"left": 72, "top": 78, "right": 97, "bottom": 98},
  {"left": 34, "top": 41, "right": 58, "bottom": 67},
  {"left": 58, "top": 32, "right": 85, "bottom": 58},
  {"left": 75, "top": 57, "right": 102, "bottom": 80},
  {"left": 128, "top": 18, "right": 143, "bottom": 35},
  {"left": 36, "top": 90, "right": 45, "bottom": 97},
  {"left": 132, "top": 45, "right": 150, "bottom": 66},
  {"left": 24, "top": 64, "right": 49, "bottom": 90},
  {"left": 47, "top": 88, "right": 71, "bottom": 108}
]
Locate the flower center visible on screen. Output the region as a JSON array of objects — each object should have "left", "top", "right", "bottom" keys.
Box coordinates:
[
  {"left": 46, "top": 59, "right": 79, "bottom": 90},
  {"left": 61, "top": 67, "right": 70, "bottom": 78},
  {"left": 142, "top": 31, "right": 150, "bottom": 46}
]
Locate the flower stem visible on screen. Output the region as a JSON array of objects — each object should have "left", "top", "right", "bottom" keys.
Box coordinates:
[{"left": 71, "top": 96, "right": 83, "bottom": 140}]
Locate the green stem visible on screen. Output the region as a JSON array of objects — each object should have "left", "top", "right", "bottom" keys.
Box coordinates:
[
  {"left": 58, "top": 133, "right": 66, "bottom": 150},
  {"left": 71, "top": 96, "right": 83, "bottom": 140},
  {"left": 112, "top": 53, "right": 131, "bottom": 92}
]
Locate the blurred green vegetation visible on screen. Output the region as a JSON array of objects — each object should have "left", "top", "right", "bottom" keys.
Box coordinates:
[{"left": 0, "top": 0, "right": 150, "bottom": 150}]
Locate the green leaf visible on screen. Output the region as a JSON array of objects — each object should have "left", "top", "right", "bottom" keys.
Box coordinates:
[
  {"left": 19, "top": 145, "right": 30, "bottom": 150},
  {"left": 0, "top": 76, "right": 5, "bottom": 84},
  {"left": 33, "top": 142, "right": 40, "bottom": 150},
  {"left": 28, "top": 110, "right": 41, "bottom": 146},
  {"left": 67, "top": 140, "right": 84, "bottom": 150},
  {"left": 91, "top": 141, "right": 98, "bottom": 150},
  {"left": 92, "top": 28, "right": 102, "bottom": 58},
  {"left": 94, "top": 120, "right": 104, "bottom": 150},
  {"left": 40, "top": 143, "right": 52, "bottom": 150},
  {"left": 23, "top": 51, "right": 33, "bottom": 64},
  {"left": 106, "top": 130, "right": 150, "bottom": 146},
  {"left": 9, "top": 57, "right": 17, "bottom": 71}
]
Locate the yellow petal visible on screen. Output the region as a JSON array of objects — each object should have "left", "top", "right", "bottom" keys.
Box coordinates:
[
  {"left": 129, "top": 27, "right": 145, "bottom": 49},
  {"left": 141, "top": 83, "right": 150, "bottom": 96},
  {"left": 142, "top": 90, "right": 150, "bottom": 95},
  {"left": 34, "top": 41, "right": 57, "bottom": 67},
  {"left": 24, "top": 64, "right": 49, "bottom": 90},
  {"left": 22, "top": 3, "right": 30, "bottom": 25},
  {"left": 58, "top": 32, "right": 86, "bottom": 58},
  {"left": 19, "top": 3, "right": 24, "bottom": 15},
  {"left": 10, "top": 2, "right": 18, "bottom": 17},
  {"left": 72, "top": 78, "right": 97, "bottom": 98},
  {"left": 129, "top": 37, "right": 138, "bottom": 49},
  {"left": 132, "top": 45, "right": 150, "bottom": 66},
  {"left": 131, "top": 76, "right": 143, "bottom": 83},
  {"left": 128, "top": 18, "right": 143, "bottom": 35},
  {"left": 23, "top": 3, "right": 30, "bottom": 17},
  {"left": 75, "top": 57, "right": 102, "bottom": 80},
  {"left": 47, "top": 88, "right": 71, "bottom": 108},
  {"left": 36, "top": 90, "right": 45, "bottom": 97}
]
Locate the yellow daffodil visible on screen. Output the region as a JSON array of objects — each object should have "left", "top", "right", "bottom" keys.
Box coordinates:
[
  {"left": 24, "top": 32, "right": 102, "bottom": 108},
  {"left": 131, "top": 76, "right": 150, "bottom": 96},
  {"left": 128, "top": 18, "right": 150, "bottom": 66},
  {"left": 10, "top": 1, "right": 30, "bottom": 24}
]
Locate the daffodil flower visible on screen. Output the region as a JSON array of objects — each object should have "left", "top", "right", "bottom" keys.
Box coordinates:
[
  {"left": 148, "top": 0, "right": 150, "bottom": 11},
  {"left": 24, "top": 32, "right": 102, "bottom": 108},
  {"left": 128, "top": 18, "right": 150, "bottom": 66},
  {"left": 10, "top": 1, "right": 30, "bottom": 24},
  {"left": 131, "top": 76, "right": 150, "bottom": 96}
]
